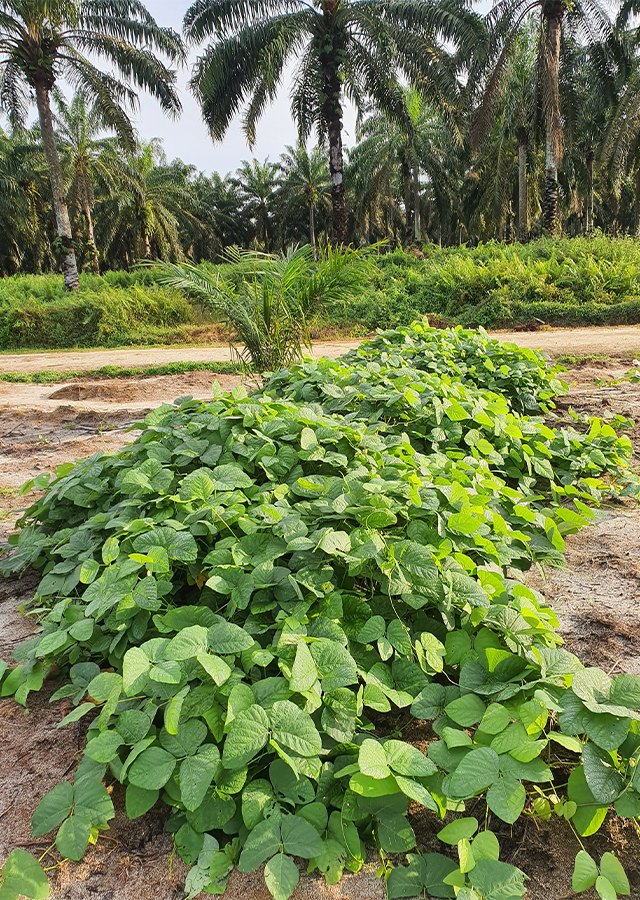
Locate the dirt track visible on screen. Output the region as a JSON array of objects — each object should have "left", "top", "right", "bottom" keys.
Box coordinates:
[{"left": 1, "top": 325, "right": 639, "bottom": 376}]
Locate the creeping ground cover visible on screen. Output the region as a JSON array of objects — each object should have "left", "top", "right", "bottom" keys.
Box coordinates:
[{"left": 2, "top": 322, "right": 640, "bottom": 900}]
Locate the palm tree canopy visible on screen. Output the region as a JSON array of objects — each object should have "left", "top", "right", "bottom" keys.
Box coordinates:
[
  {"left": 0, "top": 0, "right": 184, "bottom": 142},
  {"left": 184, "top": 0, "right": 484, "bottom": 145}
]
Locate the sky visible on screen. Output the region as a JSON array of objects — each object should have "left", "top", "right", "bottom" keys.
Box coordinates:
[{"left": 137, "top": 1, "right": 359, "bottom": 176}]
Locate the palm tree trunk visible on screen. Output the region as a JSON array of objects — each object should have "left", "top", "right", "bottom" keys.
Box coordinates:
[
  {"left": 542, "top": 7, "right": 563, "bottom": 234},
  {"left": 516, "top": 127, "right": 528, "bottom": 242},
  {"left": 79, "top": 170, "right": 99, "bottom": 274},
  {"left": 543, "top": 135, "right": 558, "bottom": 234},
  {"left": 402, "top": 160, "right": 412, "bottom": 246},
  {"left": 585, "top": 152, "right": 594, "bottom": 233},
  {"left": 321, "top": 15, "right": 347, "bottom": 246},
  {"left": 309, "top": 201, "right": 317, "bottom": 259},
  {"left": 34, "top": 81, "right": 80, "bottom": 290},
  {"left": 413, "top": 165, "right": 421, "bottom": 243}
]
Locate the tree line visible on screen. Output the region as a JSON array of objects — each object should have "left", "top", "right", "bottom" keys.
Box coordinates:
[{"left": 2, "top": 0, "right": 640, "bottom": 289}]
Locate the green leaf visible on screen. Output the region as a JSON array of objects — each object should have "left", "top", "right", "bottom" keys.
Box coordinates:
[
  {"left": 238, "top": 819, "right": 281, "bottom": 873},
  {"left": 438, "top": 818, "right": 479, "bottom": 845},
  {"left": 610, "top": 674, "right": 640, "bottom": 709},
  {"left": 448, "top": 748, "right": 500, "bottom": 799},
  {"left": 422, "top": 852, "right": 458, "bottom": 898},
  {"left": 479, "top": 704, "right": 511, "bottom": 735},
  {"left": 208, "top": 622, "right": 255, "bottom": 655},
  {"left": 281, "top": 815, "right": 324, "bottom": 858},
  {"left": 164, "top": 685, "right": 190, "bottom": 735},
  {"left": 448, "top": 512, "right": 481, "bottom": 534},
  {"left": 394, "top": 774, "right": 438, "bottom": 810},
  {"left": 486, "top": 776, "right": 526, "bottom": 824},
  {"left": 85, "top": 730, "right": 124, "bottom": 764},
  {"left": 387, "top": 620, "right": 412, "bottom": 657},
  {"left": 472, "top": 830, "right": 500, "bottom": 862},
  {"left": 321, "top": 689, "right": 357, "bottom": 743},
  {"left": 160, "top": 719, "right": 207, "bottom": 757},
  {"left": 384, "top": 740, "right": 436, "bottom": 777},
  {"left": 445, "top": 694, "right": 486, "bottom": 727},
  {"left": 0, "top": 850, "right": 50, "bottom": 899},
  {"left": 582, "top": 743, "right": 623, "bottom": 803},
  {"left": 196, "top": 652, "right": 231, "bottom": 686},
  {"left": 125, "top": 784, "right": 159, "bottom": 819},
  {"left": 222, "top": 704, "right": 270, "bottom": 770},
  {"left": 359, "top": 739, "right": 391, "bottom": 779},
  {"left": 572, "top": 851, "right": 598, "bottom": 892},
  {"left": 376, "top": 813, "right": 416, "bottom": 853},
  {"left": 122, "top": 647, "right": 150, "bottom": 694},
  {"left": 166, "top": 625, "right": 209, "bottom": 660},
  {"left": 387, "top": 857, "right": 427, "bottom": 900},
  {"left": 595, "top": 875, "right": 618, "bottom": 900},
  {"left": 600, "top": 853, "right": 630, "bottom": 895},
  {"left": 567, "top": 767, "right": 609, "bottom": 837},
  {"left": 32, "top": 782, "right": 73, "bottom": 836},
  {"left": 55, "top": 815, "right": 91, "bottom": 861},
  {"left": 180, "top": 746, "right": 220, "bottom": 811},
  {"left": 468, "top": 858, "right": 527, "bottom": 900},
  {"left": 264, "top": 854, "right": 299, "bottom": 900},
  {"left": 357, "top": 616, "right": 386, "bottom": 644},
  {"left": 289, "top": 642, "right": 317, "bottom": 692},
  {"left": 270, "top": 700, "right": 322, "bottom": 758},
  {"left": 242, "top": 780, "right": 277, "bottom": 830},
  {"left": 309, "top": 642, "right": 357, "bottom": 692},
  {"left": 127, "top": 746, "right": 177, "bottom": 790},
  {"left": 175, "top": 822, "right": 204, "bottom": 865}
]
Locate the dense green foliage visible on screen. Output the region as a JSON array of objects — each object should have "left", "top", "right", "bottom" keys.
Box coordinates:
[
  {"left": 0, "top": 271, "right": 206, "bottom": 349},
  {"left": 335, "top": 236, "right": 640, "bottom": 331},
  {"left": 5, "top": 235, "right": 640, "bottom": 350},
  {"left": 1, "top": 326, "right": 639, "bottom": 900}
]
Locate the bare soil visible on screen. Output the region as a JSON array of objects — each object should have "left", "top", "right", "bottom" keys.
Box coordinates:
[{"left": 1, "top": 332, "right": 640, "bottom": 900}]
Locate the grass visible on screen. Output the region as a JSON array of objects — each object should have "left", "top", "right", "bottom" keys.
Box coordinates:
[
  {"left": 0, "top": 360, "right": 243, "bottom": 384},
  {"left": 557, "top": 353, "right": 611, "bottom": 365}
]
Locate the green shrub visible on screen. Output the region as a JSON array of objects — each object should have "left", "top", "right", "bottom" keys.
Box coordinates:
[
  {"left": 2, "top": 328, "right": 640, "bottom": 899},
  {"left": 330, "top": 235, "right": 640, "bottom": 331},
  {"left": 0, "top": 271, "right": 203, "bottom": 350}
]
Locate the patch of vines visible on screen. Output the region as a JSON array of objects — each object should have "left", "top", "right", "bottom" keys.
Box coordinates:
[{"left": 1, "top": 322, "right": 639, "bottom": 900}]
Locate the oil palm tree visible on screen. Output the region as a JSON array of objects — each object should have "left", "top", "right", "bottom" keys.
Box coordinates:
[
  {"left": 234, "top": 158, "right": 280, "bottom": 252},
  {"left": 472, "top": 24, "right": 538, "bottom": 241},
  {"left": 0, "top": 0, "right": 184, "bottom": 289},
  {"left": 54, "top": 91, "right": 136, "bottom": 273},
  {"left": 183, "top": 0, "right": 484, "bottom": 244},
  {"left": 98, "top": 140, "right": 195, "bottom": 267},
  {"left": 475, "top": 0, "right": 614, "bottom": 234},
  {"left": 278, "top": 145, "right": 330, "bottom": 255}
]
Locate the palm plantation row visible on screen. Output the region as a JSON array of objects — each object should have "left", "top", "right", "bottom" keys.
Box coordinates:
[{"left": 3, "top": 0, "right": 640, "bottom": 288}]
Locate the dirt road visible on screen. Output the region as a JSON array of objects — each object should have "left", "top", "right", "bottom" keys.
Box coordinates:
[{"left": 1, "top": 325, "right": 640, "bottom": 375}]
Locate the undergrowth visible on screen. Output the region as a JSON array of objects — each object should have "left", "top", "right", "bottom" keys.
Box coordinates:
[
  {"left": 0, "top": 271, "right": 211, "bottom": 350},
  {"left": 330, "top": 235, "right": 640, "bottom": 331},
  {"left": 1, "top": 322, "right": 639, "bottom": 900},
  {"left": 4, "top": 234, "right": 640, "bottom": 352}
]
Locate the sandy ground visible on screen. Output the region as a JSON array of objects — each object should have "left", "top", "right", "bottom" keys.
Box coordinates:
[
  {"left": 2, "top": 332, "right": 640, "bottom": 900},
  {"left": 0, "top": 325, "right": 639, "bottom": 376},
  {"left": 0, "top": 341, "right": 363, "bottom": 375}
]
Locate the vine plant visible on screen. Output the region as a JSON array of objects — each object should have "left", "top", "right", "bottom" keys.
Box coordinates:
[{"left": 1, "top": 322, "right": 639, "bottom": 900}]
